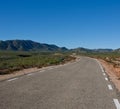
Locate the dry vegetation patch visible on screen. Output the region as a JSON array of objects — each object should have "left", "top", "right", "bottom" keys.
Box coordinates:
[{"left": 0, "top": 51, "right": 76, "bottom": 75}]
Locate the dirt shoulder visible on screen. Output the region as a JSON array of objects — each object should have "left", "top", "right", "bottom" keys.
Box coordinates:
[
  {"left": 99, "top": 59, "right": 120, "bottom": 92},
  {"left": 0, "top": 67, "right": 41, "bottom": 81},
  {"left": 0, "top": 58, "right": 78, "bottom": 82}
]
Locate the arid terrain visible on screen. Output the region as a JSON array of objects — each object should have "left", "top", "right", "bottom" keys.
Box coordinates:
[
  {"left": 0, "top": 56, "right": 77, "bottom": 81},
  {"left": 100, "top": 58, "right": 120, "bottom": 91}
]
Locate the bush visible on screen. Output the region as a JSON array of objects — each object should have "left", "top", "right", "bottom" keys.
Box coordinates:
[{"left": 0, "top": 51, "right": 75, "bottom": 75}]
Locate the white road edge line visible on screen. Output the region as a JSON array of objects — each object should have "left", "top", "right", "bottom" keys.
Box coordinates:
[
  {"left": 27, "top": 73, "right": 33, "bottom": 76},
  {"left": 95, "top": 59, "right": 104, "bottom": 72},
  {"left": 113, "top": 99, "right": 120, "bottom": 109},
  {"left": 40, "top": 70, "right": 45, "bottom": 72},
  {"left": 103, "top": 73, "right": 106, "bottom": 76},
  {"left": 105, "top": 77, "right": 108, "bottom": 81},
  {"left": 7, "top": 78, "right": 18, "bottom": 82},
  {"left": 108, "top": 84, "right": 113, "bottom": 90}
]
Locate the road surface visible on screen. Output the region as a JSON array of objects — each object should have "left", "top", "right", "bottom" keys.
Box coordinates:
[{"left": 0, "top": 57, "right": 119, "bottom": 109}]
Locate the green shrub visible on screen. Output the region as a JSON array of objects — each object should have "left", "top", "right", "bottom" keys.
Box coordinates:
[{"left": 0, "top": 51, "right": 75, "bottom": 75}]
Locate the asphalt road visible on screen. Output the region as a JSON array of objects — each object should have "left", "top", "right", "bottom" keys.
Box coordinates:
[{"left": 0, "top": 57, "right": 119, "bottom": 109}]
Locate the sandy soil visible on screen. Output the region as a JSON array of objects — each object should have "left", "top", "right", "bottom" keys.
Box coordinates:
[
  {"left": 99, "top": 59, "right": 120, "bottom": 92},
  {"left": 0, "top": 67, "right": 42, "bottom": 81},
  {"left": 0, "top": 58, "right": 78, "bottom": 81}
]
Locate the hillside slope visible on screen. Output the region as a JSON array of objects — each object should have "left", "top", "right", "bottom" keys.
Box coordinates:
[{"left": 0, "top": 40, "right": 68, "bottom": 52}]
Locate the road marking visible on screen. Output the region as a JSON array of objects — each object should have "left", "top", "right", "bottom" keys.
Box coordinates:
[
  {"left": 101, "top": 66, "right": 104, "bottom": 73},
  {"left": 40, "top": 70, "right": 45, "bottom": 72},
  {"left": 95, "top": 59, "right": 104, "bottom": 72},
  {"left": 108, "top": 85, "right": 113, "bottom": 90},
  {"left": 103, "top": 73, "right": 106, "bottom": 76},
  {"left": 7, "top": 78, "right": 18, "bottom": 82},
  {"left": 113, "top": 99, "right": 120, "bottom": 109},
  {"left": 27, "top": 73, "right": 33, "bottom": 76},
  {"left": 105, "top": 77, "right": 108, "bottom": 81}
]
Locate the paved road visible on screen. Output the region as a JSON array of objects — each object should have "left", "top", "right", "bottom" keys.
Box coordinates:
[{"left": 0, "top": 57, "right": 119, "bottom": 109}]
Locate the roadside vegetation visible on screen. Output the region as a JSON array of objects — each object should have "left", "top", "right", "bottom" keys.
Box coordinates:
[
  {"left": 0, "top": 51, "right": 76, "bottom": 75},
  {"left": 78, "top": 52, "right": 120, "bottom": 65}
]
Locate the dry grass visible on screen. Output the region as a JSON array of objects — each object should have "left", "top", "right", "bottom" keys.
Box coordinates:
[{"left": 0, "top": 51, "right": 76, "bottom": 75}]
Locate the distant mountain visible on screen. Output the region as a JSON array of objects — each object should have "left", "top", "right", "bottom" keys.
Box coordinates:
[
  {"left": 71, "top": 47, "right": 113, "bottom": 53},
  {"left": 114, "top": 48, "right": 120, "bottom": 52},
  {"left": 0, "top": 40, "right": 68, "bottom": 52},
  {"left": 0, "top": 40, "right": 117, "bottom": 53},
  {"left": 71, "top": 47, "right": 92, "bottom": 53},
  {"left": 93, "top": 49, "right": 113, "bottom": 53}
]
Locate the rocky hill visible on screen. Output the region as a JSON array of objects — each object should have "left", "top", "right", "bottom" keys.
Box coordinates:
[
  {"left": 115, "top": 48, "right": 120, "bottom": 52},
  {"left": 0, "top": 40, "right": 68, "bottom": 52},
  {"left": 71, "top": 47, "right": 113, "bottom": 53}
]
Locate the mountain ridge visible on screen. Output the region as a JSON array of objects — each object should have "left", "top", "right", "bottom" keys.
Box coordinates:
[
  {"left": 0, "top": 40, "right": 119, "bottom": 53},
  {"left": 0, "top": 40, "right": 68, "bottom": 52},
  {"left": 70, "top": 47, "right": 114, "bottom": 53}
]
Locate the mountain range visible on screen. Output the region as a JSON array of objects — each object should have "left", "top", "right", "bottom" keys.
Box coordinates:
[
  {"left": 0, "top": 40, "right": 68, "bottom": 52},
  {"left": 0, "top": 40, "right": 119, "bottom": 53},
  {"left": 71, "top": 47, "right": 113, "bottom": 53}
]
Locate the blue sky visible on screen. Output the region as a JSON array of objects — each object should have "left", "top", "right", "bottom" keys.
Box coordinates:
[{"left": 0, "top": 0, "right": 120, "bottom": 49}]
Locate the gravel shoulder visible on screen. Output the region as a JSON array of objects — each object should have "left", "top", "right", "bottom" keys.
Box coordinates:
[
  {"left": 99, "top": 59, "right": 120, "bottom": 92},
  {"left": 0, "top": 59, "right": 77, "bottom": 82},
  {"left": 0, "top": 67, "right": 41, "bottom": 81}
]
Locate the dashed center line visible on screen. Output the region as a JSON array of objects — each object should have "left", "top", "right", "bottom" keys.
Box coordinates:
[
  {"left": 7, "top": 78, "right": 18, "bottom": 82},
  {"left": 108, "top": 85, "right": 113, "bottom": 90},
  {"left": 113, "top": 99, "right": 120, "bottom": 109}
]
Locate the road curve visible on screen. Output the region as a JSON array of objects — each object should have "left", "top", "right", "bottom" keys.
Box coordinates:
[{"left": 0, "top": 57, "right": 119, "bottom": 109}]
